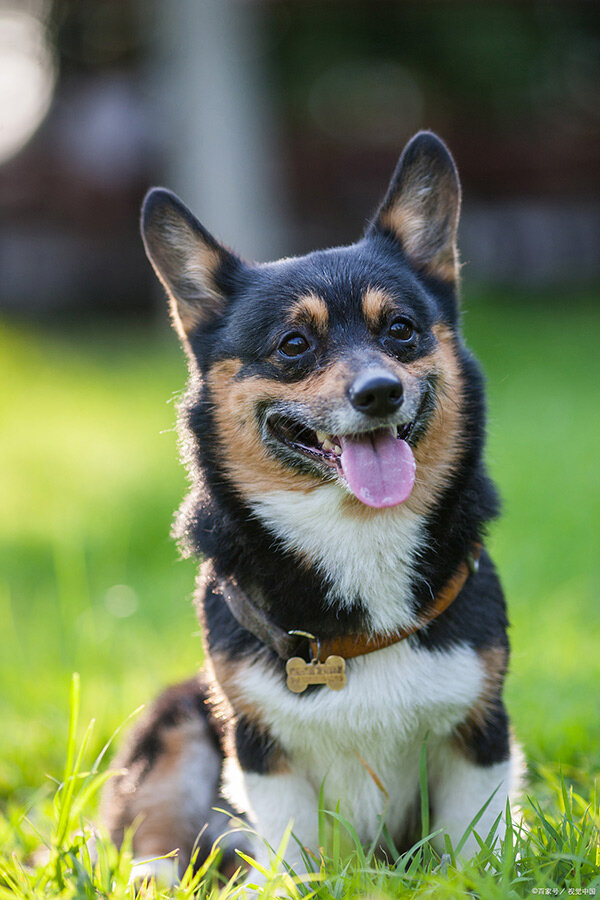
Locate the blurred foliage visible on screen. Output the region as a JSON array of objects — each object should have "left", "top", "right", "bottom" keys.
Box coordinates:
[
  {"left": 46, "top": 0, "right": 600, "bottom": 144},
  {"left": 268, "top": 1, "right": 600, "bottom": 138},
  {"left": 49, "top": 0, "right": 144, "bottom": 71}
]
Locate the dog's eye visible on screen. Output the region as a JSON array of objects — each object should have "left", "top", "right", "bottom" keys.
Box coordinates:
[
  {"left": 278, "top": 332, "right": 310, "bottom": 358},
  {"left": 388, "top": 318, "right": 415, "bottom": 342}
]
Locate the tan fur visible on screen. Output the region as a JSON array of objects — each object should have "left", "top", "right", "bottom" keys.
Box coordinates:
[
  {"left": 404, "top": 323, "right": 465, "bottom": 516},
  {"left": 123, "top": 719, "right": 213, "bottom": 857},
  {"left": 454, "top": 646, "right": 508, "bottom": 759},
  {"left": 208, "top": 358, "right": 352, "bottom": 499},
  {"left": 380, "top": 207, "right": 458, "bottom": 284},
  {"left": 379, "top": 160, "right": 460, "bottom": 283},
  {"left": 209, "top": 323, "right": 463, "bottom": 513},
  {"left": 145, "top": 208, "right": 223, "bottom": 339},
  {"left": 288, "top": 292, "right": 329, "bottom": 337},
  {"left": 361, "top": 287, "right": 396, "bottom": 331},
  {"left": 174, "top": 243, "right": 223, "bottom": 336},
  {"left": 209, "top": 650, "right": 262, "bottom": 727}
]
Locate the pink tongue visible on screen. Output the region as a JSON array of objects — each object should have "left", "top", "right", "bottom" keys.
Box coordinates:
[{"left": 339, "top": 430, "right": 416, "bottom": 508}]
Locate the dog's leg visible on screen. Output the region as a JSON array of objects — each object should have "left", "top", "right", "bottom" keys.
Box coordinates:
[
  {"left": 430, "top": 707, "right": 523, "bottom": 858},
  {"left": 102, "top": 677, "right": 244, "bottom": 880},
  {"left": 243, "top": 770, "right": 319, "bottom": 875},
  {"left": 222, "top": 718, "right": 319, "bottom": 878}
]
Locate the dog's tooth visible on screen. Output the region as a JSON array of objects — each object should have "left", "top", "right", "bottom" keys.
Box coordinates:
[
  {"left": 333, "top": 443, "right": 342, "bottom": 455},
  {"left": 316, "top": 430, "right": 327, "bottom": 445},
  {"left": 322, "top": 438, "right": 334, "bottom": 452}
]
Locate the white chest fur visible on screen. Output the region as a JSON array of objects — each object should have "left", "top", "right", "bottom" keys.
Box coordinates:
[
  {"left": 231, "top": 641, "right": 485, "bottom": 842},
  {"left": 250, "top": 484, "right": 426, "bottom": 633}
]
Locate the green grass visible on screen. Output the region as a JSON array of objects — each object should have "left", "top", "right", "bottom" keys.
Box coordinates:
[
  {"left": 1, "top": 676, "right": 598, "bottom": 898},
  {"left": 0, "top": 287, "right": 599, "bottom": 895}
]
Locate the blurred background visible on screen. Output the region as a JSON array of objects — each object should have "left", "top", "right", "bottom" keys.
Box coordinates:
[
  {"left": 1, "top": 0, "right": 599, "bottom": 316},
  {"left": 0, "top": 0, "right": 598, "bottom": 813}
]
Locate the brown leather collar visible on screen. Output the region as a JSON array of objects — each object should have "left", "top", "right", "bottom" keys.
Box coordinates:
[
  {"left": 307, "top": 543, "right": 481, "bottom": 661},
  {"left": 210, "top": 543, "right": 481, "bottom": 663}
]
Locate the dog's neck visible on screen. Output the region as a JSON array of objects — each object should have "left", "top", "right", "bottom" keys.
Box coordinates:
[
  {"left": 209, "top": 540, "right": 480, "bottom": 663},
  {"left": 248, "top": 483, "right": 426, "bottom": 635}
]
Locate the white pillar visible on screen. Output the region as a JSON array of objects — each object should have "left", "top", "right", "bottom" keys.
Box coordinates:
[{"left": 145, "top": 0, "right": 288, "bottom": 261}]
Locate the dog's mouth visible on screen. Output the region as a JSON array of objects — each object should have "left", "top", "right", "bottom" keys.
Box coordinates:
[{"left": 266, "top": 415, "right": 416, "bottom": 509}]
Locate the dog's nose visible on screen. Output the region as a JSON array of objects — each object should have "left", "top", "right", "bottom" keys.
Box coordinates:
[{"left": 349, "top": 371, "right": 404, "bottom": 417}]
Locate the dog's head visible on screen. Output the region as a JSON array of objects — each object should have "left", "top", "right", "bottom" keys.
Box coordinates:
[{"left": 142, "top": 132, "right": 470, "bottom": 515}]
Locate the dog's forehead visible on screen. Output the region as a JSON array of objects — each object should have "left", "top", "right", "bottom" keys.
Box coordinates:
[{"left": 241, "top": 242, "right": 435, "bottom": 326}]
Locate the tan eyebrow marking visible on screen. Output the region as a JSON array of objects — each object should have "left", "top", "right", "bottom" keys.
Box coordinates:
[
  {"left": 287, "top": 292, "right": 329, "bottom": 338},
  {"left": 362, "top": 287, "right": 397, "bottom": 330},
  {"left": 453, "top": 645, "right": 508, "bottom": 761}
]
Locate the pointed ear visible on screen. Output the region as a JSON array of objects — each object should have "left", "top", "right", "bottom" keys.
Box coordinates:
[
  {"left": 370, "top": 131, "right": 461, "bottom": 284},
  {"left": 141, "top": 188, "right": 241, "bottom": 340}
]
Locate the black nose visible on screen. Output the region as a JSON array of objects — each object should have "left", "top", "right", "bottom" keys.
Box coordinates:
[{"left": 349, "top": 371, "right": 404, "bottom": 417}]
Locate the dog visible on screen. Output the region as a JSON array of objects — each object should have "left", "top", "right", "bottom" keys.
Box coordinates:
[{"left": 102, "top": 131, "right": 521, "bottom": 881}]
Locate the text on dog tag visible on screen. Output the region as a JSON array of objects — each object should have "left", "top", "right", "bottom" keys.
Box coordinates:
[{"left": 286, "top": 655, "right": 346, "bottom": 693}]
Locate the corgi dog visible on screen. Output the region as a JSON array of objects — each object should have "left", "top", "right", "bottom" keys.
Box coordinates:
[{"left": 103, "top": 132, "right": 521, "bottom": 880}]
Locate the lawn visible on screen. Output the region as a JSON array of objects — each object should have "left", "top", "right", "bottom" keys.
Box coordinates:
[{"left": 0, "top": 288, "right": 598, "bottom": 896}]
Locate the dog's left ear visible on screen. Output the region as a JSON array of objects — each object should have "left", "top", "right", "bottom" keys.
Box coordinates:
[{"left": 369, "top": 131, "right": 461, "bottom": 284}]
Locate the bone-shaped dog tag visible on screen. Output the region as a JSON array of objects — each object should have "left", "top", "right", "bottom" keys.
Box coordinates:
[{"left": 286, "top": 655, "right": 346, "bottom": 693}]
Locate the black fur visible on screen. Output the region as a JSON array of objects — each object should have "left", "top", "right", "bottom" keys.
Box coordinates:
[
  {"left": 234, "top": 716, "right": 282, "bottom": 776},
  {"left": 175, "top": 238, "right": 503, "bottom": 652},
  {"left": 127, "top": 677, "right": 223, "bottom": 775},
  {"left": 103, "top": 133, "right": 515, "bottom": 875},
  {"left": 162, "top": 137, "right": 510, "bottom": 771},
  {"left": 467, "top": 700, "right": 511, "bottom": 767}
]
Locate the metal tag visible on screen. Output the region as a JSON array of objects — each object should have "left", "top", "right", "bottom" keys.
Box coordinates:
[{"left": 286, "top": 655, "right": 346, "bottom": 693}]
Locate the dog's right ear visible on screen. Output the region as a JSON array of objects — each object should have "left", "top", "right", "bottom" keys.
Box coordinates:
[
  {"left": 369, "top": 132, "right": 461, "bottom": 285},
  {"left": 141, "top": 188, "right": 241, "bottom": 342}
]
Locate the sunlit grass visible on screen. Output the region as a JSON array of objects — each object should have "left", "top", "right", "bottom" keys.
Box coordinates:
[
  {"left": 0, "top": 675, "right": 598, "bottom": 897},
  {"left": 0, "top": 320, "right": 200, "bottom": 799}
]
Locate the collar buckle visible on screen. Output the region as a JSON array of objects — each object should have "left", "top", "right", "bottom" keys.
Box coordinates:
[{"left": 288, "top": 629, "right": 321, "bottom": 663}]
